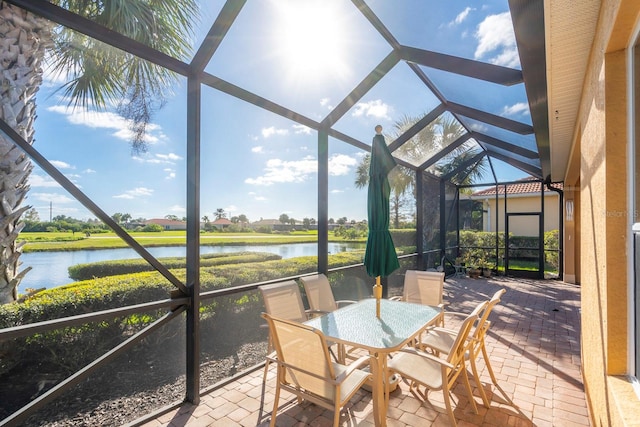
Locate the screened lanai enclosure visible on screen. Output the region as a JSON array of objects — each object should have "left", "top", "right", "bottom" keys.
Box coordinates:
[{"left": 0, "top": 0, "right": 560, "bottom": 425}]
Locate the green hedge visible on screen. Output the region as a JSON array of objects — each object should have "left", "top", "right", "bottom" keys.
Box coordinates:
[
  {"left": 68, "top": 251, "right": 282, "bottom": 280},
  {"left": 0, "top": 251, "right": 367, "bottom": 377}
]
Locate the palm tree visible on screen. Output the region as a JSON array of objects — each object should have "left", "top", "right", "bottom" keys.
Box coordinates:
[
  {"left": 214, "top": 208, "right": 226, "bottom": 220},
  {"left": 0, "top": 1, "right": 198, "bottom": 304},
  {"left": 354, "top": 114, "right": 487, "bottom": 227}
]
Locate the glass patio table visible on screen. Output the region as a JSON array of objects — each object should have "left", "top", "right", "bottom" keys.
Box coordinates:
[{"left": 305, "top": 298, "right": 441, "bottom": 427}]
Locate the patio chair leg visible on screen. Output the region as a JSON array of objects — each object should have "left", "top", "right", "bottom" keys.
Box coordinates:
[
  {"left": 461, "top": 367, "right": 478, "bottom": 414},
  {"left": 269, "top": 377, "right": 281, "bottom": 427},
  {"left": 333, "top": 403, "right": 341, "bottom": 427},
  {"left": 481, "top": 342, "right": 517, "bottom": 408},
  {"left": 469, "top": 350, "right": 491, "bottom": 408},
  {"left": 262, "top": 358, "right": 270, "bottom": 386},
  {"left": 443, "top": 386, "right": 458, "bottom": 427},
  {"left": 481, "top": 342, "right": 499, "bottom": 386}
]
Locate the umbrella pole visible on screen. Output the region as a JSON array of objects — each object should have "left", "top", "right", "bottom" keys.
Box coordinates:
[{"left": 373, "top": 276, "right": 382, "bottom": 318}]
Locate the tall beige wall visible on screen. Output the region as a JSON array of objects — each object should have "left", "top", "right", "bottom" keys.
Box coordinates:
[
  {"left": 481, "top": 194, "right": 560, "bottom": 236},
  {"left": 576, "top": 1, "right": 640, "bottom": 425}
]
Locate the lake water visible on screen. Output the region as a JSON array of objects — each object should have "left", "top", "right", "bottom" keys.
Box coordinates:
[{"left": 18, "top": 242, "right": 365, "bottom": 293}]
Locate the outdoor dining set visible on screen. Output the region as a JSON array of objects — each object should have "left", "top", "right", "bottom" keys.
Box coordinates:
[{"left": 258, "top": 271, "right": 508, "bottom": 427}]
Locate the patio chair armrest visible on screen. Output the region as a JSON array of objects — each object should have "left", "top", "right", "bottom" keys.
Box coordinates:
[
  {"left": 265, "top": 352, "right": 278, "bottom": 363},
  {"left": 442, "top": 310, "right": 468, "bottom": 318},
  {"left": 335, "top": 355, "right": 371, "bottom": 382},
  {"left": 388, "top": 296, "right": 403, "bottom": 301},
  {"left": 395, "top": 347, "right": 455, "bottom": 369}
]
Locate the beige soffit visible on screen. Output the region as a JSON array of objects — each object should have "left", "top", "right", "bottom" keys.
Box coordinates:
[{"left": 545, "top": 0, "right": 601, "bottom": 182}]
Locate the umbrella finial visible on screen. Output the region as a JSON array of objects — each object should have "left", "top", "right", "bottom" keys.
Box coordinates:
[{"left": 375, "top": 124, "right": 383, "bottom": 135}]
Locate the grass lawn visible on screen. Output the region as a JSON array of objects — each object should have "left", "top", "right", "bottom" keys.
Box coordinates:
[{"left": 20, "top": 230, "right": 366, "bottom": 252}]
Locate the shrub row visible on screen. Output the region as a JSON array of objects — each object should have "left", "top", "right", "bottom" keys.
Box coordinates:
[
  {"left": 68, "top": 251, "right": 281, "bottom": 280},
  {"left": 0, "top": 251, "right": 367, "bottom": 377},
  {"left": 4, "top": 251, "right": 366, "bottom": 327}
]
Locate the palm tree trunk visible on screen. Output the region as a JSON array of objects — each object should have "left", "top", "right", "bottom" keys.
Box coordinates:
[{"left": 0, "top": 2, "right": 50, "bottom": 304}]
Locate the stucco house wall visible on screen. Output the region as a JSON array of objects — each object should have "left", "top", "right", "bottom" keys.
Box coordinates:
[
  {"left": 570, "top": 1, "right": 640, "bottom": 425},
  {"left": 473, "top": 193, "right": 560, "bottom": 236}
]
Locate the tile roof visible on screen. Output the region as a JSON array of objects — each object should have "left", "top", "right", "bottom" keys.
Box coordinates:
[
  {"left": 211, "top": 218, "right": 232, "bottom": 225},
  {"left": 472, "top": 180, "right": 563, "bottom": 197}
]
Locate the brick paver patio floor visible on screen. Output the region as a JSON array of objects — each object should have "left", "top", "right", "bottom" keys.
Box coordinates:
[{"left": 135, "top": 276, "right": 589, "bottom": 426}]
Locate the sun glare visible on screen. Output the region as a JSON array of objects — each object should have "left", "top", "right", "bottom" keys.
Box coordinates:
[{"left": 274, "top": 1, "right": 350, "bottom": 83}]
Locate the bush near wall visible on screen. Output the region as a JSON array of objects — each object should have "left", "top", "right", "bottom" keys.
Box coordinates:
[
  {"left": 544, "top": 229, "right": 559, "bottom": 269},
  {"left": 68, "top": 251, "right": 281, "bottom": 281},
  {"left": 458, "top": 229, "right": 559, "bottom": 266}
]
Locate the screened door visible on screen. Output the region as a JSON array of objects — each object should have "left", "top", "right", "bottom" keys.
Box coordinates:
[{"left": 505, "top": 213, "right": 544, "bottom": 279}]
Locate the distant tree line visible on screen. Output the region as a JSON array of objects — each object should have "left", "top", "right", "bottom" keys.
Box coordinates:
[
  {"left": 21, "top": 207, "right": 416, "bottom": 235},
  {"left": 22, "top": 210, "right": 109, "bottom": 233}
]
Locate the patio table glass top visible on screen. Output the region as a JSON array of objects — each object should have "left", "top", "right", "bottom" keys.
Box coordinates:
[{"left": 305, "top": 298, "right": 440, "bottom": 351}]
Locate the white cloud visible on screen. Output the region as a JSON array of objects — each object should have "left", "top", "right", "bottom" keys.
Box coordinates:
[
  {"left": 169, "top": 204, "right": 185, "bottom": 213},
  {"left": 328, "top": 154, "right": 357, "bottom": 176},
  {"left": 502, "top": 102, "right": 529, "bottom": 117},
  {"left": 474, "top": 12, "right": 520, "bottom": 68},
  {"left": 164, "top": 168, "right": 176, "bottom": 180},
  {"left": 352, "top": 100, "right": 391, "bottom": 120},
  {"left": 245, "top": 156, "right": 317, "bottom": 186},
  {"left": 83, "top": 168, "right": 96, "bottom": 174},
  {"left": 293, "top": 124, "right": 312, "bottom": 135},
  {"left": 248, "top": 192, "right": 267, "bottom": 201},
  {"left": 156, "top": 153, "right": 182, "bottom": 162},
  {"left": 331, "top": 189, "right": 344, "bottom": 194},
  {"left": 262, "top": 126, "right": 289, "bottom": 138},
  {"left": 468, "top": 122, "right": 489, "bottom": 133},
  {"left": 31, "top": 192, "right": 75, "bottom": 204},
  {"left": 445, "top": 7, "right": 474, "bottom": 27},
  {"left": 244, "top": 153, "right": 356, "bottom": 185},
  {"left": 113, "top": 187, "right": 154, "bottom": 199},
  {"left": 252, "top": 146, "right": 264, "bottom": 153},
  {"left": 225, "top": 205, "right": 238, "bottom": 214},
  {"left": 46, "top": 105, "right": 162, "bottom": 144},
  {"left": 50, "top": 160, "right": 74, "bottom": 169},
  {"left": 29, "top": 174, "right": 61, "bottom": 188},
  {"left": 320, "top": 98, "right": 333, "bottom": 109},
  {"left": 133, "top": 152, "right": 182, "bottom": 164}
]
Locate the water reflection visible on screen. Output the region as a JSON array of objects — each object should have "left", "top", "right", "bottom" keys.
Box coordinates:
[{"left": 19, "top": 242, "right": 365, "bottom": 293}]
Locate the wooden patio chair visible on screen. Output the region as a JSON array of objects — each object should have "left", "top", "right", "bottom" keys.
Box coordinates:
[
  {"left": 391, "top": 270, "right": 446, "bottom": 329},
  {"left": 419, "top": 288, "right": 507, "bottom": 408},
  {"left": 300, "top": 273, "right": 356, "bottom": 313},
  {"left": 387, "top": 305, "right": 482, "bottom": 427},
  {"left": 300, "top": 273, "right": 357, "bottom": 362},
  {"left": 262, "top": 313, "right": 371, "bottom": 427},
  {"left": 258, "top": 280, "right": 321, "bottom": 384}
]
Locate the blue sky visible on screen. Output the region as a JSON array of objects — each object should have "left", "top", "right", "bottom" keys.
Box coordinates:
[{"left": 28, "top": 0, "right": 531, "bottom": 224}]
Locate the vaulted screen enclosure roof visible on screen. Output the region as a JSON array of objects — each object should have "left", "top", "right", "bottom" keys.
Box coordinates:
[{"left": 7, "top": 0, "right": 555, "bottom": 184}]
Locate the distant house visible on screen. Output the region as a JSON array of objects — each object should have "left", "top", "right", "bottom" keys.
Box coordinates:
[
  {"left": 469, "top": 180, "right": 562, "bottom": 236},
  {"left": 211, "top": 218, "right": 232, "bottom": 230},
  {"left": 144, "top": 218, "right": 187, "bottom": 231}
]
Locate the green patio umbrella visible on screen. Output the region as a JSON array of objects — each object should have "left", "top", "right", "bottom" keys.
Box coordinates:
[{"left": 364, "top": 126, "right": 400, "bottom": 305}]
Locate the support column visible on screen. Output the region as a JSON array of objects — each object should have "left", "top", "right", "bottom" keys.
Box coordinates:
[
  {"left": 318, "top": 129, "right": 329, "bottom": 274},
  {"left": 185, "top": 75, "right": 201, "bottom": 404}
]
